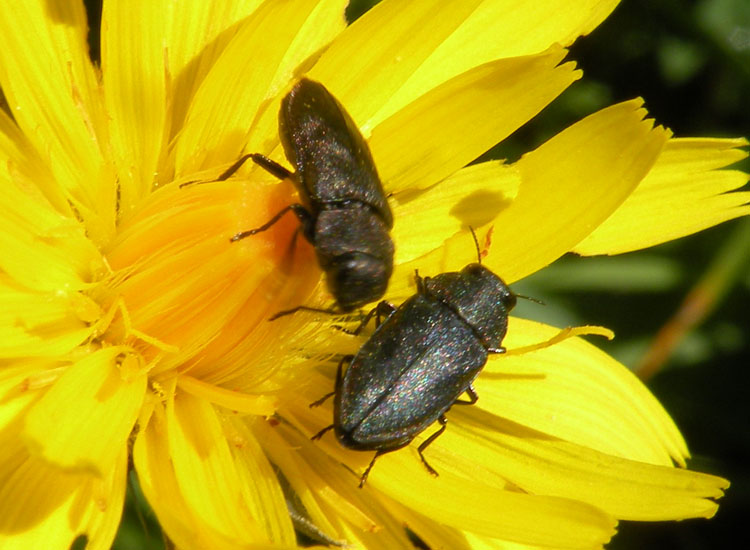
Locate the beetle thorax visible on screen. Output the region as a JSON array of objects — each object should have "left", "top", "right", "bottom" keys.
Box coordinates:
[{"left": 422, "top": 264, "right": 516, "bottom": 349}]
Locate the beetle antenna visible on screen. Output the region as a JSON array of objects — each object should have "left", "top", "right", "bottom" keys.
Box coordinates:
[
  {"left": 516, "top": 294, "right": 545, "bottom": 305},
  {"left": 468, "top": 226, "right": 482, "bottom": 264}
]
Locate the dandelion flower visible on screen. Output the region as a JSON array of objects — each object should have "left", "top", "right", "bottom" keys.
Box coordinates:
[{"left": 0, "top": 1, "right": 745, "bottom": 549}]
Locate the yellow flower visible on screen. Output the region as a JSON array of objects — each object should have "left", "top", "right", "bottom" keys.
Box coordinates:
[{"left": 0, "top": 1, "right": 745, "bottom": 549}]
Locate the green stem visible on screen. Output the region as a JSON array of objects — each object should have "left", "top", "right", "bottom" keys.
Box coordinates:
[{"left": 637, "top": 217, "right": 750, "bottom": 380}]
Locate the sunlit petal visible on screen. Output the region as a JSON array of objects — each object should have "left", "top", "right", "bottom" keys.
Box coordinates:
[
  {"left": 575, "top": 137, "right": 750, "bottom": 255},
  {"left": 23, "top": 347, "right": 145, "bottom": 475},
  {"left": 371, "top": 47, "right": 578, "bottom": 193},
  {"left": 174, "top": 0, "right": 348, "bottom": 175},
  {"left": 0, "top": 1, "right": 108, "bottom": 226}
]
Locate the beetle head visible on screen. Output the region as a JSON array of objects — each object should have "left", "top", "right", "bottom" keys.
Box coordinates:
[
  {"left": 461, "top": 263, "right": 516, "bottom": 307},
  {"left": 459, "top": 263, "right": 516, "bottom": 349},
  {"left": 425, "top": 263, "right": 516, "bottom": 349},
  {"left": 327, "top": 252, "right": 391, "bottom": 311}
]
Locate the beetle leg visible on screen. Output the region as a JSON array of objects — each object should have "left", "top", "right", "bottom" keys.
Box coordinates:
[
  {"left": 348, "top": 301, "right": 396, "bottom": 335},
  {"left": 359, "top": 450, "right": 384, "bottom": 488},
  {"left": 417, "top": 416, "right": 448, "bottom": 477},
  {"left": 269, "top": 305, "right": 338, "bottom": 321},
  {"left": 454, "top": 384, "right": 479, "bottom": 405},
  {"left": 311, "top": 424, "right": 334, "bottom": 441},
  {"left": 487, "top": 345, "right": 506, "bottom": 354},
  {"left": 332, "top": 310, "right": 371, "bottom": 335},
  {"left": 247, "top": 153, "right": 294, "bottom": 180},
  {"left": 375, "top": 301, "right": 397, "bottom": 326},
  {"left": 331, "top": 324, "right": 358, "bottom": 335},
  {"left": 310, "top": 355, "right": 352, "bottom": 407},
  {"left": 230, "top": 204, "right": 311, "bottom": 242},
  {"left": 217, "top": 153, "right": 252, "bottom": 180},
  {"left": 217, "top": 153, "right": 294, "bottom": 181},
  {"left": 309, "top": 391, "right": 335, "bottom": 408},
  {"left": 351, "top": 306, "right": 379, "bottom": 335},
  {"left": 179, "top": 153, "right": 294, "bottom": 188}
]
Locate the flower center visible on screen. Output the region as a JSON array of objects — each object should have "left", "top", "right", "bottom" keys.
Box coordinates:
[{"left": 100, "top": 176, "right": 319, "bottom": 394}]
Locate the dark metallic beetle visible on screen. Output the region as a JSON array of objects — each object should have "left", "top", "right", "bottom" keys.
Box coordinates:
[
  {"left": 312, "top": 234, "right": 516, "bottom": 486},
  {"left": 223, "top": 78, "right": 394, "bottom": 312}
]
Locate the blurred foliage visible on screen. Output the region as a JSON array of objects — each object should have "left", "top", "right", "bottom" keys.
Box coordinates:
[
  {"left": 76, "top": 0, "right": 749, "bottom": 548},
  {"left": 111, "top": 473, "right": 165, "bottom": 550}
]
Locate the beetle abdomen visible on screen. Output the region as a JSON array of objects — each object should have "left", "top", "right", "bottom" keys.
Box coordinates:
[
  {"left": 336, "top": 295, "right": 486, "bottom": 451},
  {"left": 279, "top": 79, "right": 392, "bottom": 226}
]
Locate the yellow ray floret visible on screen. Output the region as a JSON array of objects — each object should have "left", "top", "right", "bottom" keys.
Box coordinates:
[
  {"left": 22, "top": 347, "right": 146, "bottom": 476},
  {"left": 575, "top": 137, "right": 750, "bottom": 255}
]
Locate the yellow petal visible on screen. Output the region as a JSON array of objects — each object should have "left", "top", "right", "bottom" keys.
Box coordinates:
[
  {"left": 0, "top": 440, "right": 83, "bottom": 549},
  {"left": 164, "top": 0, "right": 265, "bottom": 134},
  {"left": 282, "top": 370, "right": 614, "bottom": 549},
  {"left": 0, "top": 277, "right": 96, "bottom": 358},
  {"left": 463, "top": 532, "right": 567, "bottom": 550},
  {"left": 372, "top": 450, "right": 616, "bottom": 550},
  {"left": 391, "top": 161, "right": 519, "bottom": 266},
  {"left": 262, "top": 414, "right": 476, "bottom": 549},
  {"left": 310, "top": 0, "right": 486, "bottom": 124},
  {"left": 177, "top": 375, "right": 277, "bottom": 415},
  {"left": 371, "top": 46, "right": 579, "bottom": 193},
  {"left": 477, "top": 317, "right": 688, "bottom": 466},
  {"left": 254, "top": 419, "right": 377, "bottom": 545},
  {"left": 371, "top": 0, "right": 621, "bottom": 125},
  {"left": 243, "top": 0, "right": 349, "bottom": 160},
  {"left": 0, "top": 433, "right": 127, "bottom": 550},
  {"left": 23, "top": 347, "right": 145, "bottom": 475},
  {"left": 384, "top": 496, "right": 486, "bottom": 550},
  {"left": 0, "top": 154, "right": 103, "bottom": 293},
  {"left": 174, "top": 0, "right": 348, "bottom": 176},
  {"left": 133, "top": 397, "right": 206, "bottom": 550},
  {"left": 102, "top": 1, "right": 169, "bottom": 212},
  {"left": 0, "top": 0, "right": 106, "bottom": 212},
  {"left": 166, "top": 391, "right": 294, "bottom": 544},
  {"left": 225, "top": 418, "right": 300, "bottom": 544},
  {"left": 441, "top": 426, "right": 727, "bottom": 521},
  {"left": 488, "top": 100, "right": 670, "bottom": 282},
  {"left": 310, "top": 0, "right": 618, "bottom": 128},
  {"left": 71, "top": 448, "right": 128, "bottom": 550},
  {"left": 135, "top": 395, "right": 290, "bottom": 550},
  {"left": 0, "top": 366, "right": 40, "bottom": 434},
  {"left": 388, "top": 101, "right": 670, "bottom": 296},
  {"left": 0, "top": 108, "right": 72, "bottom": 216},
  {"left": 574, "top": 137, "right": 750, "bottom": 255}
]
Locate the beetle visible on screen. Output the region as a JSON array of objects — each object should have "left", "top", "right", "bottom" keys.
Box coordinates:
[
  {"left": 312, "top": 231, "right": 517, "bottom": 487},
  {"left": 223, "top": 78, "right": 394, "bottom": 313}
]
